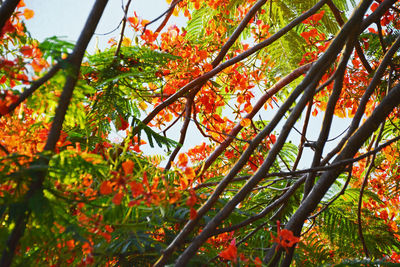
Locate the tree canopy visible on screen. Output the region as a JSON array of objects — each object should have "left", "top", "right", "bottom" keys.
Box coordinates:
[{"left": 1, "top": 0, "right": 400, "bottom": 266}]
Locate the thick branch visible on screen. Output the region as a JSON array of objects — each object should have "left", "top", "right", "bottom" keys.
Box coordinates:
[
  {"left": 143, "top": 0, "right": 182, "bottom": 33},
  {"left": 164, "top": 96, "right": 193, "bottom": 170},
  {"left": 326, "top": 0, "right": 373, "bottom": 73},
  {"left": 322, "top": 35, "right": 400, "bottom": 165},
  {"left": 292, "top": 99, "right": 313, "bottom": 171},
  {"left": 153, "top": 2, "right": 328, "bottom": 265},
  {"left": 154, "top": 0, "right": 180, "bottom": 34},
  {"left": 114, "top": 0, "right": 132, "bottom": 59},
  {"left": 213, "top": 0, "right": 269, "bottom": 64},
  {"left": 282, "top": 82, "right": 400, "bottom": 266},
  {"left": 361, "top": 0, "right": 397, "bottom": 30},
  {"left": 303, "top": 30, "right": 356, "bottom": 198},
  {"left": 0, "top": 0, "right": 20, "bottom": 31},
  {"left": 44, "top": 0, "right": 109, "bottom": 151}
]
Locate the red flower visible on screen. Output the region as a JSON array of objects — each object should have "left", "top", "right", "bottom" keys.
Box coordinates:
[
  {"left": 189, "top": 207, "right": 197, "bottom": 220},
  {"left": 99, "top": 181, "right": 113, "bottom": 195},
  {"left": 112, "top": 191, "right": 124, "bottom": 205},
  {"left": 117, "top": 115, "right": 129, "bottom": 131},
  {"left": 186, "top": 190, "right": 197, "bottom": 207},
  {"left": 270, "top": 221, "right": 300, "bottom": 252},
  {"left": 219, "top": 238, "right": 237, "bottom": 262}
]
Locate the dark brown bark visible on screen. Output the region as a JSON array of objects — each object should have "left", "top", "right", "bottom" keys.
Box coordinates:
[{"left": 0, "top": 0, "right": 20, "bottom": 32}]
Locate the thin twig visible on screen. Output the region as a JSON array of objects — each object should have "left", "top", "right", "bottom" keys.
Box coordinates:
[
  {"left": 211, "top": 176, "right": 306, "bottom": 236},
  {"left": 143, "top": 0, "right": 183, "bottom": 33},
  {"left": 164, "top": 96, "right": 193, "bottom": 170},
  {"left": 114, "top": 0, "right": 132, "bottom": 59},
  {"left": 2, "top": 64, "right": 61, "bottom": 117}
]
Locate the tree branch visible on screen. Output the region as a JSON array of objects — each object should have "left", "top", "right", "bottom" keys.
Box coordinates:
[
  {"left": 303, "top": 29, "right": 356, "bottom": 198},
  {"left": 143, "top": 0, "right": 182, "bottom": 33},
  {"left": 164, "top": 96, "right": 193, "bottom": 170},
  {"left": 114, "top": 0, "right": 132, "bottom": 59},
  {"left": 2, "top": 64, "right": 61, "bottom": 117},
  {"left": 327, "top": 0, "right": 373, "bottom": 73},
  {"left": 44, "top": 0, "right": 109, "bottom": 151},
  {"left": 153, "top": 3, "right": 329, "bottom": 265},
  {"left": 321, "top": 34, "right": 400, "bottom": 166},
  {"left": 211, "top": 176, "right": 306, "bottom": 236},
  {"left": 282, "top": 82, "right": 400, "bottom": 266},
  {"left": 0, "top": 0, "right": 20, "bottom": 31}
]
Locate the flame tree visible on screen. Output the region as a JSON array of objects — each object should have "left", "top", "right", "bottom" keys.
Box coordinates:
[{"left": 1, "top": 0, "right": 400, "bottom": 266}]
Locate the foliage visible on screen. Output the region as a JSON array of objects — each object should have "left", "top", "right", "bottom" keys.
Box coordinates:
[{"left": 1, "top": 0, "right": 400, "bottom": 266}]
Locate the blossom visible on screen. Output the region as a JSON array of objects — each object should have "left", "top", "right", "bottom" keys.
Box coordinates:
[
  {"left": 271, "top": 221, "right": 300, "bottom": 252},
  {"left": 219, "top": 238, "right": 237, "bottom": 262}
]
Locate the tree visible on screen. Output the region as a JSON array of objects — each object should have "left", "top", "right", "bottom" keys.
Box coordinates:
[{"left": 1, "top": 0, "right": 400, "bottom": 266}]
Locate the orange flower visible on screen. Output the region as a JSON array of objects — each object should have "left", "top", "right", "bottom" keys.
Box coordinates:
[
  {"left": 112, "top": 191, "right": 124, "bottom": 205},
  {"left": 240, "top": 118, "right": 251, "bottom": 127},
  {"left": 23, "top": 8, "right": 34, "bottom": 20},
  {"left": 122, "top": 160, "right": 134, "bottom": 175},
  {"left": 254, "top": 256, "right": 262, "bottom": 267},
  {"left": 117, "top": 115, "right": 129, "bottom": 131},
  {"left": 184, "top": 166, "right": 196, "bottom": 180},
  {"left": 20, "top": 45, "right": 33, "bottom": 57},
  {"left": 99, "top": 181, "right": 113, "bottom": 195},
  {"left": 279, "top": 229, "right": 300, "bottom": 248},
  {"left": 186, "top": 190, "right": 197, "bottom": 207},
  {"left": 177, "top": 153, "right": 188, "bottom": 167},
  {"left": 219, "top": 238, "right": 237, "bottom": 262},
  {"left": 130, "top": 181, "right": 144, "bottom": 197},
  {"left": 0, "top": 100, "right": 8, "bottom": 115},
  {"left": 189, "top": 207, "right": 197, "bottom": 220},
  {"left": 270, "top": 221, "right": 300, "bottom": 252}
]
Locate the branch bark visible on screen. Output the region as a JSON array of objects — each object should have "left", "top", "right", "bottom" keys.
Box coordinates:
[
  {"left": 281, "top": 82, "right": 400, "bottom": 266},
  {"left": 0, "top": 0, "right": 20, "bottom": 32}
]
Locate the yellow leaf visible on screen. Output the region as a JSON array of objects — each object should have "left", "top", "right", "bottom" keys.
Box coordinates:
[
  {"left": 139, "top": 101, "right": 148, "bottom": 110},
  {"left": 122, "top": 37, "right": 131, "bottom": 46},
  {"left": 141, "top": 19, "right": 150, "bottom": 27},
  {"left": 165, "top": 113, "right": 173, "bottom": 122}
]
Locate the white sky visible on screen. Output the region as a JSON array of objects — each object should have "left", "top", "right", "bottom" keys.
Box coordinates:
[{"left": 24, "top": 0, "right": 187, "bottom": 52}]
